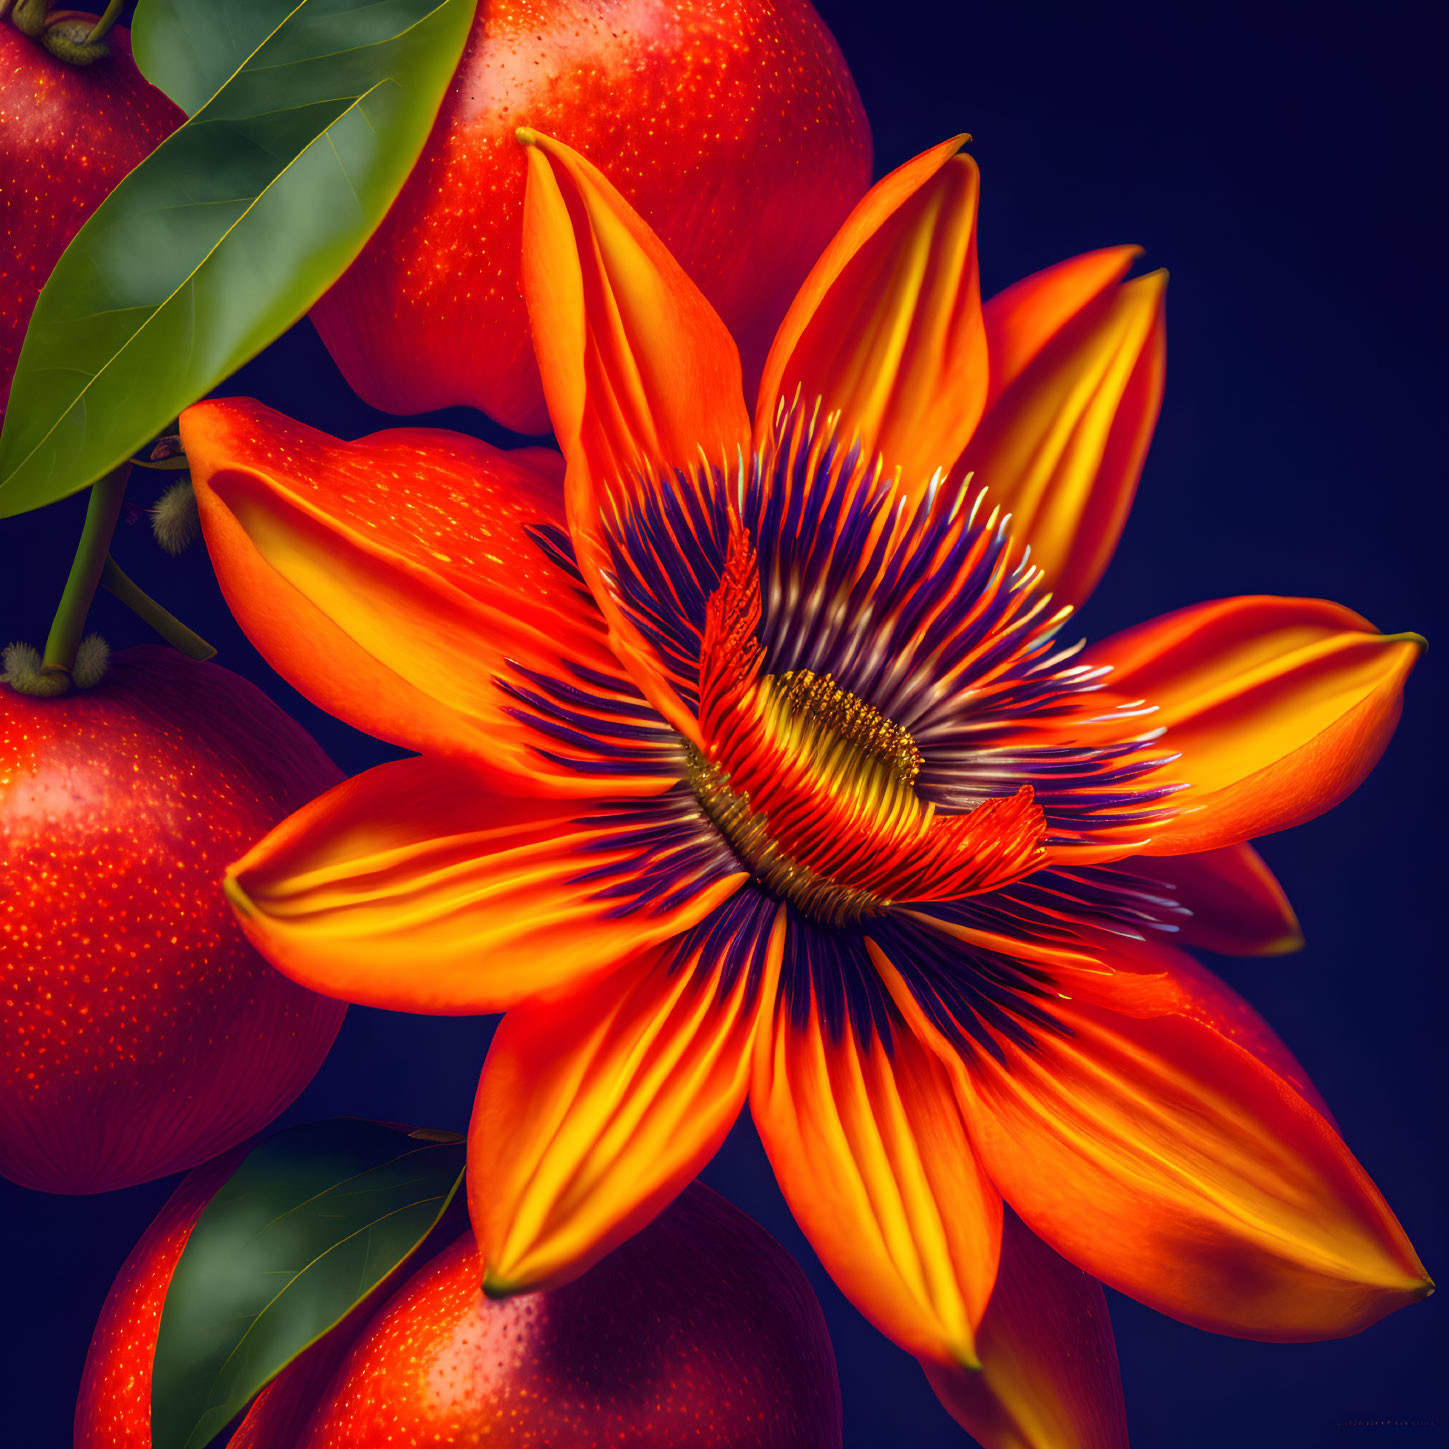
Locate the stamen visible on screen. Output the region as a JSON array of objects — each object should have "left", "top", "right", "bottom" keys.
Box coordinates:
[{"left": 766, "top": 669, "right": 922, "bottom": 785}]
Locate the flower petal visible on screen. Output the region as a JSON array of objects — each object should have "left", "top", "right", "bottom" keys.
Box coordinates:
[
  {"left": 755, "top": 136, "right": 986, "bottom": 498},
  {"left": 751, "top": 989, "right": 1001, "bottom": 1366},
  {"left": 1087, "top": 942, "right": 1334, "bottom": 1120},
  {"left": 923, "top": 1213, "right": 1128, "bottom": 1449},
  {"left": 518, "top": 129, "right": 750, "bottom": 739},
  {"left": 1127, "top": 843, "right": 1304, "bottom": 955},
  {"left": 471, "top": 891, "right": 780, "bottom": 1294},
  {"left": 927, "top": 947, "right": 1432, "bottom": 1341},
  {"left": 226, "top": 756, "right": 745, "bottom": 1015},
  {"left": 184, "top": 399, "right": 674, "bottom": 796},
  {"left": 1091, "top": 596, "right": 1424, "bottom": 856},
  {"left": 982, "top": 246, "right": 1142, "bottom": 406},
  {"left": 957, "top": 264, "right": 1165, "bottom": 608}
]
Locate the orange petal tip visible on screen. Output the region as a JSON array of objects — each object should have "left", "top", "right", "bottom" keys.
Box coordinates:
[
  {"left": 222, "top": 871, "right": 253, "bottom": 919},
  {"left": 481, "top": 1266, "right": 526, "bottom": 1300},
  {"left": 1266, "top": 925, "right": 1307, "bottom": 956}
]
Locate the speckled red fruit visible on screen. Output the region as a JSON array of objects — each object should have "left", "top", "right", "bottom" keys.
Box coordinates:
[
  {"left": 75, "top": 1147, "right": 381, "bottom": 1449},
  {"left": 310, "top": 0, "right": 871, "bottom": 434},
  {"left": 74, "top": 1150, "right": 242, "bottom": 1448},
  {"left": 295, "top": 1183, "right": 842, "bottom": 1448},
  {"left": 77, "top": 1176, "right": 840, "bottom": 1448},
  {"left": 0, "top": 646, "right": 346, "bottom": 1193},
  {"left": 0, "top": 22, "right": 182, "bottom": 416}
]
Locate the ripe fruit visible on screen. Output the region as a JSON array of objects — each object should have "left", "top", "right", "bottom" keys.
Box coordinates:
[
  {"left": 74, "top": 1149, "right": 242, "bottom": 1449},
  {"left": 310, "top": 0, "right": 871, "bottom": 434},
  {"left": 74, "top": 1146, "right": 366, "bottom": 1449},
  {"left": 79, "top": 1169, "right": 842, "bottom": 1447},
  {"left": 0, "top": 22, "right": 182, "bottom": 415},
  {"left": 293, "top": 1182, "right": 842, "bottom": 1447},
  {"left": 0, "top": 646, "right": 346, "bottom": 1193}
]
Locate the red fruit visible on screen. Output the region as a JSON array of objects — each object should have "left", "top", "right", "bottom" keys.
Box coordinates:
[
  {"left": 74, "top": 1150, "right": 242, "bottom": 1448},
  {"left": 79, "top": 1174, "right": 840, "bottom": 1448},
  {"left": 0, "top": 646, "right": 346, "bottom": 1193},
  {"left": 74, "top": 1147, "right": 366, "bottom": 1448},
  {"left": 310, "top": 0, "right": 871, "bottom": 434},
  {"left": 291, "top": 1183, "right": 843, "bottom": 1448},
  {"left": 0, "top": 22, "right": 182, "bottom": 416}
]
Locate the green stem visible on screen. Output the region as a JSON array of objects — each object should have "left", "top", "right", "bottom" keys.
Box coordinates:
[
  {"left": 40, "top": 466, "right": 128, "bottom": 682},
  {"left": 101, "top": 556, "right": 217, "bottom": 660},
  {"left": 83, "top": 0, "right": 122, "bottom": 43}
]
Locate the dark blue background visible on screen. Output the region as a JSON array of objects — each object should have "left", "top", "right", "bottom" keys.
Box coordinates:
[{"left": 2, "top": 1, "right": 1444, "bottom": 1444}]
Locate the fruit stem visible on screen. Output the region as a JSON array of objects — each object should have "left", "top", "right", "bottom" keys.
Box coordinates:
[
  {"left": 101, "top": 555, "right": 217, "bottom": 660},
  {"left": 83, "top": 0, "right": 121, "bottom": 44},
  {"left": 39, "top": 465, "right": 128, "bottom": 687}
]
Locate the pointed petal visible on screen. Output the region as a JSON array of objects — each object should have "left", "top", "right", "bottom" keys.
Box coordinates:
[
  {"left": 755, "top": 136, "right": 986, "bottom": 498},
  {"left": 518, "top": 130, "right": 749, "bottom": 738},
  {"left": 518, "top": 129, "right": 749, "bottom": 486},
  {"left": 1127, "top": 843, "right": 1304, "bottom": 955},
  {"left": 941, "top": 948, "right": 1432, "bottom": 1341},
  {"left": 184, "top": 399, "right": 674, "bottom": 796},
  {"left": 751, "top": 994, "right": 1002, "bottom": 1366},
  {"left": 982, "top": 246, "right": 1141, "bottom": 406},
  {"left": 1093, "top": 943, "right": 1334, "bottom": 1121},
  {"left": 923, "top": 1214, "right": 1128, "bottom": 1449},
  {"left": 225, "top": 756, "right": 745, "bottom": 1015},
  {"left": 961, "top": 268, "right": 1166, "bottom": 607},
  {"left": 1090, "top": 596, "right": 1424, "bottom": 855},
  {"left": 471, "top": 892, "right": 781, "bottom": 1293}
]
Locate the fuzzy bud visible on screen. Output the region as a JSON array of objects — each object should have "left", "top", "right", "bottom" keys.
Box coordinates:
[
  {"left": 72, "top": 633, "right": 111, "bottom": 689},
  {"left": 150, "top": 478, "right": 201, "bottom": 555},
  {"left": 3, "top": 642, "right": 67, "bottom": 697}
]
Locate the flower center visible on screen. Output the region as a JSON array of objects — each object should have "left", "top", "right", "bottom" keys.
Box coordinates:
[
  {"left": 687, "top": 670, "right": 924, "bottom": 925},
  {"left": 767, "top": 668, "right": 923, "bottom": 786},
  {"left": 688, "top": 525, "right": 1048, "bottom": 925}
]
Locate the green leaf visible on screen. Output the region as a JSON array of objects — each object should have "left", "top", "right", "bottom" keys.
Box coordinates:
[
  {"left": 0, "top": 0, "right": 473, "bottom": 519},
  {"left": 133, "top": 0, "right": 302, "bottom": 116},
  {"left": 152, "top": 1118, "right": 466, "bottom": 1449}
]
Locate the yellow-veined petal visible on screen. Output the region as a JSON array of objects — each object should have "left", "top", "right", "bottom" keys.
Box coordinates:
[
  {"left": 518, "top": 129, "right": 750, "bottom": 741},
  {"left": 471, "top": 897, "right": 780, "bottom": 1293},
  {"left": 961, "top": 266, "right": 1165, "bottom": 607},
  {"left": 752, "top": 992, "right": 1001, "bottom": 1366},
  {"left": 1090, "top": 596, "right": 1423, "bottom": 856},
  {"left": 879, "top": 941, "right": 1431, "bottom": 1341},
  {"left": 226, "top": 756, "right": 744, "bottom": 1015},
  {"left": 184, "top": 399, "right": 674, "bottom": 796},
  {"left": 755, "top": 136, "right": 986, "bottom": 499},
  {"left": 923, "top": 1213, "right": 1127, "bottom": 1449}
]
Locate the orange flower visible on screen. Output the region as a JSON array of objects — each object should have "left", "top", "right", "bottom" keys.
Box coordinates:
[{"left": 182, "top": 134, "right": 1428, "bottom": 1446}]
